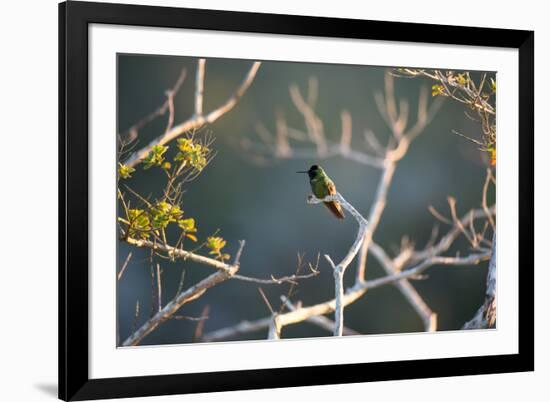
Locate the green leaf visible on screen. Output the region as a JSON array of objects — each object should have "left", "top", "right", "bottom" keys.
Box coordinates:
[
  {"left": 178, "top": 218, "right": 197, "bottom": 233},
  {"left": 127, "top": 208, "right": 151, "bottom": 239},
  {"left": 150, "top": 201, "right": 183, "bottom": 229},
  {"left": 143, "top": 145, "right": 168, "bottom": 169},
  {"left": 206, "top": 236, "right": 229, "bottom": 260},
  {"left": 118, "top": 163, "right": 135, "bottom": 179},
  {"left": 455, "top": 73, "right": 467, "bottom": 86},
  {"left": 174, "top": 138, "right": 209, "bottom": 172},
  {"left": 431, "top": 84, "right": 444, "bottom": 97}
]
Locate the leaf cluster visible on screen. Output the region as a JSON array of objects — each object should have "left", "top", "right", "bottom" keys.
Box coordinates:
[
  {"left": 398, "top": 68, "right": 497, "bottom": 166},
  {"left": 206, "top": 236, "right": 230, "bottom": 261},
  {"left": 118, "top": 133, "right": 225, "bottom": 255}
]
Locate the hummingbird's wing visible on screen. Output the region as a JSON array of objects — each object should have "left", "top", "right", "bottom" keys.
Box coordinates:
[
  {"left": 323, "top": 180, "right": 345, "bottom": 219},
  {"left": 326, "top": 179, "right": 337, "bottom": 195}
]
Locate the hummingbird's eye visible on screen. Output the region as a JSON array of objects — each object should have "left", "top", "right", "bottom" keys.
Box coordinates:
[{"left": 310, "top": 164, "right": 319, "bottom": 171}]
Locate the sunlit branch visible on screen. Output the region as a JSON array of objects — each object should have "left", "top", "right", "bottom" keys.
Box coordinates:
[
  {"left": 206, "top": 204, "right": 494, "bottom": 339},
  {"left": 463, "top": 233, "right": 497, "bottom": 329},
  {"left": 306, "top": 192, "right": 368, "bottom": 336},
  {"left": 121, "top": 241, "right": 246, "bottom": 346},
  {"left": 123, "top": 61, "right": 261, "bottom": 168}
]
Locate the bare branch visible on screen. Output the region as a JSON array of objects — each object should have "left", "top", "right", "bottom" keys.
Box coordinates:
[
  {"left": 411, "top": 206, "right": 495, "bottom": 264},
  {"left": 233, "top": 269, "right": 319, "bottom": 285},
  {"left": 276, "top": 249, "right": 489, "bottom": 330},
  {"left": 364, "top": 129, "right": 385, "bottom": 156},
  {"left": 205, "top": 62, "right": 262, "bottom": 123},
  {"left": 463, "top": 233, "right": 497, "bottom": 329},
  {"left": 260, "top": 288, "right": 280, "bottom": 340},
  {"left": 202, "top": 317, "right": 273, "bottom": 342},
  {"left": 280, "top": 296, "right": 359, "bottom": 336},
  {"left": 175, "top": 267, "right": 186, "bottom": 297},
  {"left": 171, "top": 314, "right": 209, "bottom": 321},
  {"left": 164, "top": 89, "right": 176, "bottom": 135},
  {"left": 207, "top": 202, "right": 493, "bottom": 339},
  {"left": 204, "top": 246, "right": 489, "bottom": 341},
  {"left": 356, "top": 161, "right": 396, "bottom": 282},
  {"left": 192, "top": 305, "right": 210, "bottom": 342},
  {"left": 156, "top": 263, "right": 162, "bottom": 312},
  {"left": 399, "top": 68, "right": 494, "bottom": 115},
  {"left": 258, "top": 287, "right": 275, "bottom": 315},
  {"left": 122, "top": 259, "right": 240, "bottom": 346},
  {"left": 117, "top": 251, "right": 133, "bottom": 281},
  {"left": 250, "top": 72, "right": 443, "bottom": 292},
  {"left": 200, "top": 302, "right": 362, "bottom": 341},
  {"left": 268, "top": 314, "right": 281, "bottom": 340},
  {"left": 246, "top": 76, "right": 387, "bottom": 168},
  {"left": 120, "top": 63, "right": 496, "bottom": 346},
  {"left": 482, "top": 168, "right": 496, "bottom": 231},
  {"left": 148, "top": 250, "right": 156, "bottom": 317},
  {"left": 120, "top": 240, "right": 247, "bottom": 345},
  {"left": 448, "top": 196, "right": 476, "bottom": 247},
  {"left": 428, "top": 205, "right": 453, "bottom": 225},
  {"left": 131, "top": 300, "right": 140, "bottom": 337},
  {"left": 275, "top": 110, "right": 292, "bottom": 157},
  {"left": 308, "top": 192, "right": 368, "bottom": 335},
  {"left": 195, "top": 59, "right": 206, "bottom": 116},
  {"left": 289, "top": 82, "right": 328, "bottom": 156},
  {"left": 123, "top": 62, "right": 261, "bottom": 168},
  {"left": 369, "top": 242, "right": 437, "bottom": 331},
  {"left": 232, "top": 240, "right": 246, "bottom": 266},
  {"left": 118, "top": 67, "right": 187, "bottom": 151},
  {"left": 125, "top": 237, "right": 236, "bottom": 273},
  {"left": 339, "top": 110, "right": 352, "bottom": 152}
]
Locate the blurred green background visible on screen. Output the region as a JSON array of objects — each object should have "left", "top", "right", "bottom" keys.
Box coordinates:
[{"left": 117, "top": 54, "right": 495, "bottom": 346}]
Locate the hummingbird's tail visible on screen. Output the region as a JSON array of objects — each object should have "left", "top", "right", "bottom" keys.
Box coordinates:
[{"left": 324, "top": 201, "right": 345, "bottom": 220}]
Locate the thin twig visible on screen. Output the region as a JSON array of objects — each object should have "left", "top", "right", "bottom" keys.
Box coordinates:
[
  {"left": 428, "top": 205, "right": 453, "bottom": 225},
  {"left": 356, "top": 161, "right": 396, "bottom": 282},
  {"left": 233, "top": 269, "right": 319, "bottom": 285},
  {"left": 280, "top": 296, "right": 359, "bottom": 336},
  {"left": 125, "top": 237, "right": 236, "bottom": 273},
  {"left": 448, "top": 197, "right": 476, "bottom": 246},
  {"left": 202, "top": 318, "right": 273, "bottom": 342},
  {"left": 117, "top": 251, "right": 133, "bottom": 281},
  {"left": 149, "top": 250, "right": 155, "bottom": 317},
  {"left": 176, "top": 268, "right": 186, "bottom": 296},
  {"left": 118, "top": 68, "right": 187, "bottom": 151},
  {"left": 123, "top": 62, "right": 261, "bottom": 168},
  {"left": 195, "top": 59, "right": 206, "bottom": 116},
  {"left": 258, "top": 287, "right": 275, "bottom": 315},
  {"left": 274, "top": 251, "right": 489, "bottom": 331},
  {"left": 156, "top": 263, "right": 162, "bottom": 312},
  {"left": 171, "top": 314, "right": 209, "bottom": 321},
  {"left": 131, "top": 300, "right": 140, "bottom": 336},
  {"left": 122, "top": 259, "right": 240, "bottom": 346},
  {"left": 482, "top": 168, "right": 496, "bottom": 231},
  {"left": 463, "top": 233, "right": 496, "bottom": 329},
  {"left": 207, "top": 205, "right": 493, "bottom": 339},
  {"left": 369, "top": 242, "right": 437, "bottom": 331},
  {"left": 233, "top": 240, "right": 246, "bottom": 266},
  {"left": 193, "top": 305, "right": 210, "bottom": 342},
  {"left": 289, "top": 81, "right": 328, "bottom": 156}
]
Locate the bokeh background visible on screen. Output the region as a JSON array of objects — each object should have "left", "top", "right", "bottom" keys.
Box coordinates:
[{"left": 117, "top": 54, "right": 495, "bottom": 346}]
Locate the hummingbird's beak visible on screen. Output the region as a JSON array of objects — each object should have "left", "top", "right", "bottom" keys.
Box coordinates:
[{"left": 296, "top": 170, "right": 309, "bottom": 173}]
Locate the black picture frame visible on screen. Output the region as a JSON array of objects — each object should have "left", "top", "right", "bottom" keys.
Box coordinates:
[{"left": 59, "top": 1, "right": 534, "bottom": 400}]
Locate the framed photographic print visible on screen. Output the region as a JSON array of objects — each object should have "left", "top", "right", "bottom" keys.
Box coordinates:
[{"left": 59, "top": 1, "right": 534, "bottom": 400}]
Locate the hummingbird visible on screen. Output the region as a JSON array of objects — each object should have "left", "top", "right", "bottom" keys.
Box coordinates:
[{"left": 297, "top": 165, "right": 345, "bottom": 220}]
